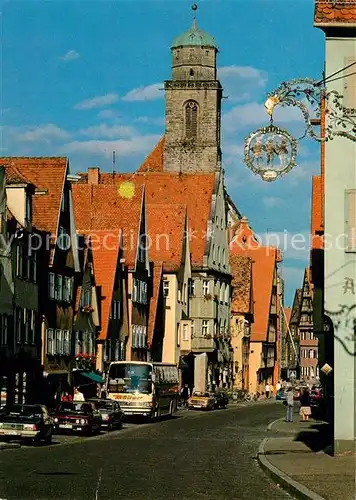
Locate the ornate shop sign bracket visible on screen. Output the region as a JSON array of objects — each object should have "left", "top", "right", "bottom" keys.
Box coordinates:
[{"left": 243, "top": 77, "right": 356, "bottom": 181}]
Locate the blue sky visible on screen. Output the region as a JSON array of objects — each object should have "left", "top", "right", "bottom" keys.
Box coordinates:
[{"left": 0, "top": 0, "right": 325, "bottom": 305}]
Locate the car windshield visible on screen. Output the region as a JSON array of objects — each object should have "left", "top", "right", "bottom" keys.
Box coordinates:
[
  {"left": 57, "top": 402, "right": 90, "bottom": 414},
  {"left": 108, "top": 363, "right": 152, "bottom": 395},
  {"left": 90, "top": 401, "right": 113, "bottom": 410},
  {"left": 3, "top": 405, "right": 42, "bottom": 419}
]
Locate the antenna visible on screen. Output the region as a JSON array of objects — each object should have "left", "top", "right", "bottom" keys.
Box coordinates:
[{"left": 112, "top": 151, "right": 116, "bottom": 173}]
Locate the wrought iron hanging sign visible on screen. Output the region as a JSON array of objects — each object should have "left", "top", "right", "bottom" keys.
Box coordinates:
[
  {"left": 244, "top": 124, "right": 298, "bottom": 182},
  {"left": 243, "top": 73, "right": 356, "bottom": 181}
]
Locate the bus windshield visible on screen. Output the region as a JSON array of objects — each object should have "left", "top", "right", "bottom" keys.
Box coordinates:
[{"left": 108, "top": 363, "right": 153, "bottom": 395}]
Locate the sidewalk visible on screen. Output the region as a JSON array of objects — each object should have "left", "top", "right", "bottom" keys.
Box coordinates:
[{"left": 258, "top": 415, "right": 355, "bottom": 500}]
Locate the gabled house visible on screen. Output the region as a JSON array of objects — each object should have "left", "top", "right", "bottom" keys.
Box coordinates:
[
  {"left": 76, "top": 168, "right": 233, "bottom": 393},
  {"left": 230, "top": 217, "right": 282, "bottom": 394},
  {"left": 72, "top": 176, "right": 150, "bottom": 363},
  {"left": 71, "top": 234, "right": 102, "bottom": 394},
  {"left": 0, "top": 164, "right": 41, "bottom": 405},
  {"left": 298, "top": 268, "right": 319, "bottom": 383},
  {"left": 229, "top": 254, "right": 254, "bottom": 391},
  {"left": 0, "top": 157, "right": 80, "bottom": 406},
  {"left": 288, "top": 289, "right": 302, "bottom": 374},
  {"left": 146, "top": 203, "right": 192, "bottom": 371}
]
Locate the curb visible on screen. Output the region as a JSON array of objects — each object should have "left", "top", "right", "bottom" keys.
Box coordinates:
[
  {"left": 267, "top": 417, "right": 284, "bottom": 431},
  {"left": 258, "top": 438, "right": 327, "bottom": 500}
]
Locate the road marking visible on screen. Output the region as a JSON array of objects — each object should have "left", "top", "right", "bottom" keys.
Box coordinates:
[{"left": 95, "top": 467, "right": 103, "bottom": 500}]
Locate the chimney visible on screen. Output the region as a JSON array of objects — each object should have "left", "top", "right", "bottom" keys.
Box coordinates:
[{"left": 88, "top": 167, "right": 100, "bottom": 185}]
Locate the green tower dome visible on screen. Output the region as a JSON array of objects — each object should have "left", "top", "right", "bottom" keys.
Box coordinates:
[{"left": 172, "top": 21, "right": 217, "bottom": 49}]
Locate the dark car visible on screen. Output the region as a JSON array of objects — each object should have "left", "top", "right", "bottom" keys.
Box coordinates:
[
  {"left": 52, "top": 402, "right": 101, "bottom": 435},
  {"left": 213, "top": 392, "right": 229, "bottom": 409},
  {"left": 0, "top": 404, "right": 53, "bottom": 445},
  {"left": 87, "top": 399, "right": 124, "bottom": 431}
]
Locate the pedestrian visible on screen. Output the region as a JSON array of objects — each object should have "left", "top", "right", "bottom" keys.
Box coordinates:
[
  {"left": 181, "top": 384, "right": 189, "bottom": 407},
  {"left": 270, "top": 384, "right": 274, "bottom": 398},
  {"left": 276, "top": 381, "right": 281, "bottom": 393},
  {"left": 299, "top": 388, "right": 312, "bottom": 421},
  {"left": 286, "top": 388, "right": 294, "bottom": 422},
  {"left": 73, "top": 386, "right": 85, "bottom": 402},
  {"left": 61, "top": 391, "right": 73, "bottom": 402},
  {"left": 265, "top": 383, "right": 270, "bottom": 399}
]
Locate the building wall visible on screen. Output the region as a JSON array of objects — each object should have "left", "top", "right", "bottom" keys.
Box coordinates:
[
  {"left": 231, "top": 314, "right": 245, "bottom": 388},
  {"left": 162, "top": 274, "right": 180, "bottom": 364},
  {"left": 248, "top": 342, "right": 262, "bottom": 394},
  {"left": 324, "top": 35, "right": 356, "bottom": 453}
]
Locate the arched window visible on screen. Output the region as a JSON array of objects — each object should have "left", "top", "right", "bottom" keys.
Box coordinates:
[{"left": 184, "top": 101, "right": 198, "bottom": 139}]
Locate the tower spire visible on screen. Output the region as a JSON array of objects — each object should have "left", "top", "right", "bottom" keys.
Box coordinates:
[{"left": 192, "top": 3, "right": 198, "bottom": 28}]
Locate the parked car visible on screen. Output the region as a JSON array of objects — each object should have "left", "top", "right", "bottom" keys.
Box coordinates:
[
  {"left": 187, "top": 392, "right": 215, "bottom": 411},
  {"left": 276, "top": 389, "right": 286, "bottom": 400},
  {"left": 87, "top": 399, "right": 124, "bottom": 431},
  {"left": 0, "top": 404, "right": 53, "bottom": 445},
  {"left": 213, "top": 392, "right": 229, "bottom": 409},
  {"left": 52, "top": 402, "right": 101, "bottom": 435}
]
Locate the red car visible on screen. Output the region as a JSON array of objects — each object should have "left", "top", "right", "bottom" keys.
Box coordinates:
[{"left": 52, "top": 402, "right": 101, "bottom": 435}]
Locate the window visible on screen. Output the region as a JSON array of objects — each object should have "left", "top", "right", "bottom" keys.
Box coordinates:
[
  {"left": 16, "top": 308, "right": 23, "bottom": 344},
  {"left": 202, "top": 320, "right": 209, "bottom": 336},
  {"left": 0, "top": 315, "right": 8, "bottom": 346},
  {"left": 28, "top": 250, "right": 37, "bottom": 282},
  {"left": 190, "top": 320, "right": 194, "bottom": 338},
  {"left": 47, "top": 329, "right": 55, "bottom": 355},
  {"left": 189, "top": 68, "right": 194, "bottom": 77},
  {"left": 58, "top": 227, "right": 68, "bottom": 251},
  {"left": 133, "top": 279, "right": 138, "bottom": 302},
  {"left": 55, "top": 329, "right": 63, "bottom": 354},
  {"left": 343, "top": 57, "right": 356, "bottom": 109},
  {"left": 178, "top": 288, "right": 182, "bottom": 302},
  {"left": 183, "top": 324, "right": 189, "bottom": 341},
  {"left": 202, "top": 280, "right": 209, "bottom": 296},
  {"left": 188, "top": 279, "right": 195, "bottom": 296},
  {"left": 212, "top": 244, "right": 215, "bottom": 262},
  {"left": 185, "top": 101, "right": 198, "bottom": 139},
  {"left": 110, "top": 300, "right": 121, "bottom": 320},
  {"left": 345, "top": 190, "right": 356, "bottom": 252},
  {"left": 63, "top": 330, "right": 70, "bottom": 355},
  {"left": 183, "top": 283, "right": 187, "bottom": 303},
  {"left": 222, "top": 249, "right": 226, "bottom": 267},
  {"left": 64, "top": 277, "right": 73, "bottom": 303},
  {"left": 220, "top": 283, "right": 225, "bottom": 302},
  {"left": 48, "top": 273, "right": 55, "bottom": 299},
  {"left": 309, "top": 349, "right": 315, "bottom": 358},
  {"left": 225, "top": 284, "right": 230, "bottom": 304},
  {"left": 56, "top": 275, "right": 63, "bottom": 301},
  {"left": 24, "top": 309, "right": 29, "bottom": 343},
  {"left": 163, "top": 280, "right": 169, "bottom": 298}
]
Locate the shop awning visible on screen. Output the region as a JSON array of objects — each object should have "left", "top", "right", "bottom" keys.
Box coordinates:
[{"left": 76, "top": 370, "right": 104, "bottom": 384}]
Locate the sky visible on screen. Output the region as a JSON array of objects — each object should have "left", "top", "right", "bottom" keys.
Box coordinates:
[{"left": 0, "top": 0, "right": 325, "bottom": 305}]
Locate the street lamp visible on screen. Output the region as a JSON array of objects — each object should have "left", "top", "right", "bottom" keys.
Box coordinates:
[{"left": 243, "top": 77, "right": 356, "bottom": 181}]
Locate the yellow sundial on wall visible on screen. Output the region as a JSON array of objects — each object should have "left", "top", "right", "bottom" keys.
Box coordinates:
[{"left": 118, "top": 181, "right": 135, "bottom": 199}]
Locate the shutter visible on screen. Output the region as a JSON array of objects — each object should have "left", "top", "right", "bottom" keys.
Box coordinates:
[{"left": 344, "top": 57, "right": 356, "bottom": 111}]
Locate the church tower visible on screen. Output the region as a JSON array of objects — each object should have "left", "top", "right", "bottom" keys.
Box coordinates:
[{"left": 164, "top": 5, "right": 222, "bottom": 173}]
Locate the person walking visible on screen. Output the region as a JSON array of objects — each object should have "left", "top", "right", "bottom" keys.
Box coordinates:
[
  {"left": 73, "top": 386, "right": 85, "bottom": 402},
  {"left": 270, "top": 384, "right": 274, "bottom": 398},
  {"left": 286, "top": 388, "right": 294, "bottom": 422},
  {"left": 276, "top": 381, "right": 281, "bottom": 393},
  {"left": 299, "top": 388, "right": 312, "bottom": 421},
  {"left": 265, "top": 383, "right": 270, "bottom": 399}
]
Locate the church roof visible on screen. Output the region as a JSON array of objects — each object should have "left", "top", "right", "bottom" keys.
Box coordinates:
[{"left": 172, "top": 20, "right": 217, "bottom": 49}]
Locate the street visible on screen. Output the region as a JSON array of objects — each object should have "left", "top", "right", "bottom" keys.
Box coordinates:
[{"left": 0, "top": 401, "right": 288, "bottom": 500}]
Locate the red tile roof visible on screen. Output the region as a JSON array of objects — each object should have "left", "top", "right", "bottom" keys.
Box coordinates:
[
  {"left": 230, "top": 217, "right": 279, "bottom": 342},
  {"left": 147, "top": 262, "right": 163, "bottom": 346},
  {"left": 72, "top": 183, "right": 144, "bottom": 269},
  {"left": 230, "top": 254, "right": 253, "bottom": 315},
  {"left": 91, "top": 230, "right": 121, "bottom": 340},
  {"left": 0, "top": 157, "right": 68, "bottom": 237},
  {"left": 146, "top": 204, "right": 186, "bottom": 272},
  {"left": 76, "top": 171, "right": 216, "bottom": 267},
  {"left": 315, "top": 0, "right": 356, "bottom": 25},
  {"left": 138, "top": 137, "right": 165, "bottom": 173}
]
